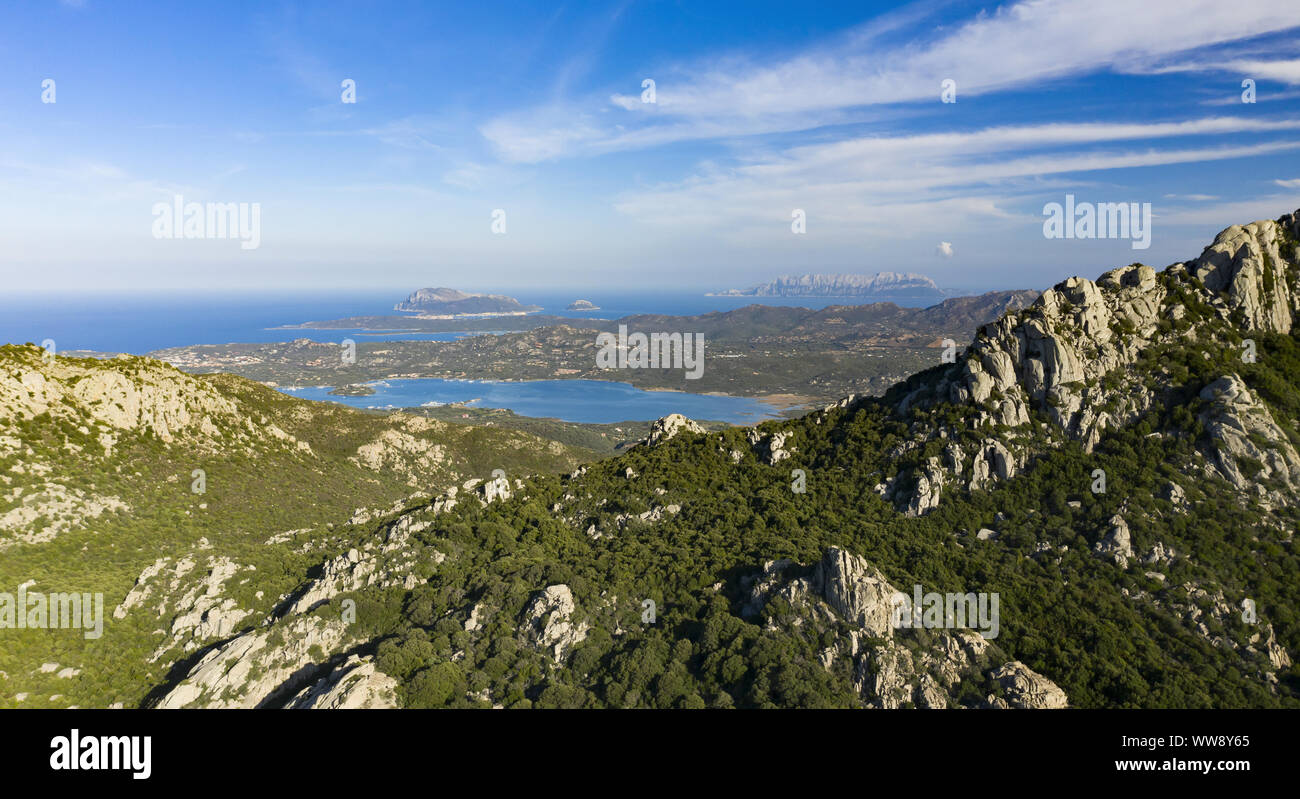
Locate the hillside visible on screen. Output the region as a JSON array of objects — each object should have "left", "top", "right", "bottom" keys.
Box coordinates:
[
  {"left": 3, "top": 210, "right": 1299, "bottom": 709},
  {"left": 0, "top": 348, "right": 595, "bottom": 708}
]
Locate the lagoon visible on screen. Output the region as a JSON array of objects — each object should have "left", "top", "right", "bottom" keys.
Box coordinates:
[{"left": 280, "top": 378, "right": 779, "bottom": 424}]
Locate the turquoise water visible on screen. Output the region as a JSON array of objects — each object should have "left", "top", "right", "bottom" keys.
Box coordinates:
[{"left": 280, "top": 378, "right": 779, "bottom": 424}]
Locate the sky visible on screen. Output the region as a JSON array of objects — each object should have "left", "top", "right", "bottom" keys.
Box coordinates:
[{"left": 1, "top": 0, "right": 1299, "bottom": 294}]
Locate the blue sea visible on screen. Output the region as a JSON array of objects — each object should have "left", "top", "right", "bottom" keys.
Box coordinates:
[
  {"left": 0, "top": 288, "right": 944, "bottom": 422},
  {"left": 283, "top": 379, "right": 780, "bottom": 424},
  {"left": 0, "top": 289, "right": 945, "bottom": 354}
]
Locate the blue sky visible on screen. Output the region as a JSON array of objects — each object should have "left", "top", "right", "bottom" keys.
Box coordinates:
[{"left": 2, "top": 0, "right": 1299, "bottom": 293}]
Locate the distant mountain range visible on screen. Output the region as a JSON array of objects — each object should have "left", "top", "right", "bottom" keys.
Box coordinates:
[
  {"left": 710, "top": 272, "right": 945, "bottom": 299},
  {"left": 395, "top": 287, "right": 541, "bottom": 317}
]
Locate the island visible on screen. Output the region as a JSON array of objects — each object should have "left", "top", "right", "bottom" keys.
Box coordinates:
[
  {"left": 328, "top": 384, "right": 377, "bottom": 396},
  {"left": 709, "top": 272, "right": 946, "bottom": 301},
  {"left": 566, "top": 299, "right": 600, "bottom": 311},
  {"left": 395, "top": 287, "right": 542, "bottom": 317}
]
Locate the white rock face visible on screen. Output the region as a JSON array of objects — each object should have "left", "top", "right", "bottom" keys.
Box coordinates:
[
  {"left": 478, "top": 475, "right": 512, "bottom": 504},
  {"left": 1095, "top": 514, "right": 1134, "bottom": 568},
  {"left": 519, "top": 584, "right": 589, "bottom": 664},
  {"left": 641, "top": 414, "right": 705, "bottom": 447},
  {"left": 351, "top": 428, "right": 446, "bottom": 485},
  {"left": 289, "top": 509, "right": 437, "bottom": 616},
  {"left": 1191, "top": 219, "right": 1295, "bottom": 334},
  {"left": 156, "top": 616, "right": 350, "bottom": 709},
  {"left": 0, "top": 482, "right": 129, "bottom": 550},
  {"left": 1198, "top": 375, "right": 1300, "bottom": 494},
  {"left": 288, "top": 655, "right": 399, "bottom": 709},
  {"left": 748, "top": 429, "right": 795, "bottom": 465},
  {"left": 0, "top": 347, "right": 243, "bottom": 443},
  {"left": 905, "top": 458, "right": 945, "bottom": 516},
  {"left": 968, "top": 439, "right": 1016, "bottom": 492},
  {"left": 887, "top": 211, "right": 1300, "bottom": 514},
  {"left": 988, "top": 661, "right": 1070, "bottom": 709},
  {"left": 155, "top": 557, "right": 253, "bottom": 659},
  {"left": 952, "top": 263, "right": 1165, "bottom": 446},
  {"left": 814, "top": 547, "right": 899, "bottom": 637}
]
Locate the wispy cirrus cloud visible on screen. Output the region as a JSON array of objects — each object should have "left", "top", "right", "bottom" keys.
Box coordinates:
[
  {"left": 482, "top": 0, "right": 1300, "bottom": 163},
  {"left": 1142, "top": 57, "right": 1300, "bottom": 85},
  {"left": 611, "top": 118, "right": 1300, "bottom": 241}
]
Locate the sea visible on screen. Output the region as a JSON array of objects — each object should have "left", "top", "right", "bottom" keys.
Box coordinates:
[
  {"left": 284, "top": 379, "right": 781, "bottom": 425},
  {"left": 0, "top": 290, "right": 946, "bottom": 354},
  {"left": 0, "top": 289, "right": 949, "bottom": 422}
]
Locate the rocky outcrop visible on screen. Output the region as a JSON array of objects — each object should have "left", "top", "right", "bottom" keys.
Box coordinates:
[
  {"left": 747, "top": 429, "right": 795, "bottom": 465},
  {"left": 518, "top": 585, "right": 589, "bottom": 664},
  {"left": 477, "top": 475, "right": 513, "bottom": 504},
  {"left": 1190, "top": 218, "right": 1296, "bottom": 334},
  {"left": 112, "top": 550, "right": 258, "bottom": 662},
  {"left": 156, "top": 615, "right": 350, "bottom": 709},
  {"left": 968, "top": 438, "right": 1016, "bottom": 491},
  {"left": 742, "top": 547, "right": 1068, "bottom": 709},
  {"left": 0, "top": 346, "right": 252, "bottom": 447},
  {"left": 0, "top": 482, "right": 129, "bottom": 549},
  {"left": 1132, "top": 580, "right": 1293, "bottom": 684},
  {"left": 289, "top": 510, "right": 436, "bottom": 616},
  {"left": 1095, "top": 514, "right": 1134, "bottom": 568},
  {"left": 881, "top": 210, "right": 1300, "bottom": 514},
  {"left": 287, "top": 655, "right": 399, "bottom": 709},
  {"left": 1198, "top": 375, "right": 1300, "bottom": 495},
  {"left": 813, "top": 547, "right": 899, "bottom": 636},
  {"left": 351, "top": 428, "right": 447, "bottom": 485},
  {"left": 0, "top": 343, "right": 314, "bottom": 548},
  {"left": 641, "top": 414, "right": 705, "bottom": 447},
  {"left": 905, "top": 458, "right": 946, "bottom": 516},
  {"left": 948, "top": 263, "right": 1165, "bottom": 444},
  {"left": 988, "top": 661, "right": 1070, "bottom": 709}
]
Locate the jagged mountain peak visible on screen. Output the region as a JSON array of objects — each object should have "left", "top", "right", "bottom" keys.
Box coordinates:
[
  {"left": 862, "top": 209, "right": 1300, "bottom": 515},
  {"left": 929, "top": 209, "right": 1297, "bottom": 429}
]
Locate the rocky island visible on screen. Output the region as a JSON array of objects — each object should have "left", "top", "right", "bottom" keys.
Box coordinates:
[
  {"left": 566, "top": 299, "right": 600, "bottom": 311},
  {"left": 712, "top": 271, "right": 946, "bottom": 301},
  {"left": 395, "top": 287, "right": 541, "bottom": 318}
]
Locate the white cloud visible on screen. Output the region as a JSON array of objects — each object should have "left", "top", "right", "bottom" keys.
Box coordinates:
[
  {"left": 1156, "top": 194, "right": 1300, "bottom": 226},
  {"left": 1145, "top": 58, "right": 1300, "bottom": 86},
  {"left": 610, "top": 118, "right": 1300, "bottom": 246},
  {"left": 483, "top": 0, "right": 1300, "bottom": 162},
  {"left": 937, "top": 241, "right": 954, "bottom": 257},
  {"left": 1275, "top": 178, "right": 1300, "bottom": 188}
]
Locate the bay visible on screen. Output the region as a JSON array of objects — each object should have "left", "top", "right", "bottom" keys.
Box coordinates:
[{"left": 280, "top": 378, "right": 780, "bottom": 424}]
